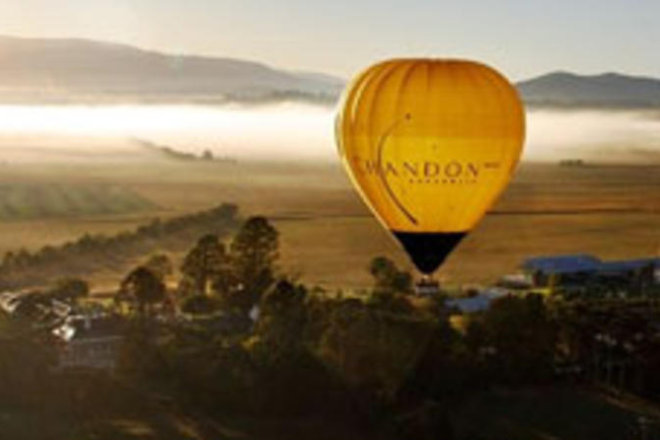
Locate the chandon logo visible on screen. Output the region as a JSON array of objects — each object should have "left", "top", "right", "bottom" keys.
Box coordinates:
[{"left": 354, "top": 159, "right": 501, "bottom": 184}]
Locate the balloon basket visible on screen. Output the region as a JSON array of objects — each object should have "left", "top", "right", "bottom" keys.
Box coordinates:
[{"left": 415, "top": 277, "right": 440, "bottom": 297}]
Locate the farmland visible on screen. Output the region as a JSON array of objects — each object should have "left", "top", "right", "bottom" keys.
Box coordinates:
[
  {"left": 0, "top": 182, "right": 155, "bottom": 220},
  {"left": 0, "top": 158, "right": 657, "bottom": 291}
]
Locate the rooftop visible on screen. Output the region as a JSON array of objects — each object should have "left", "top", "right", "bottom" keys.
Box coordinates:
[
  {"left": 53, "top": 315, "right": 124, "bottom": 342},
  {"left": 523, "top": 254, "right": 602, "bottom": 274},
  {"left": 523, "top": 255, "right": 658, "bottom": 275}
]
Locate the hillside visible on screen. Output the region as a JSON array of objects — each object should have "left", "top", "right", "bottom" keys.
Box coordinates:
[
  {"left": 517, "top": 71, "right": 660, "bottom": 108},
  {"left": 0, "top": 35, "right": 343, "bottom": 104}
]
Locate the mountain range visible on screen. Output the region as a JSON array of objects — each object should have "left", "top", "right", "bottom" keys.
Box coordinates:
[
  {"left": 1, "top": 35, "right": 659, "bottom": 108},
  {"left": 517, "top": 71, "right": 660, "bottom": 108},
  {"left": 0, "top": 35, "right": 343, "bottom": 104}
]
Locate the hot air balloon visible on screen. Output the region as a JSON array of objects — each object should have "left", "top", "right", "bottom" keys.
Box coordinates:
[{"left": 335, "top": 59, "right": 525, "bottom": 278}]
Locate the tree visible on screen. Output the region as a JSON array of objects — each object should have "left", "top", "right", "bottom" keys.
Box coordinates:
[
  {"left": 180, "top": 294, "right": 222, "bottom": 314},
  {"left": 201, "top": 149, "right": 214, "bottom": 161},
  {"left": 13, "top": 291, "right": 49, "bottom": 320},
  {"left": 369, "top": 256, "right": 413, "bottom": 295},
  {"left": 119, "top": 266, "right": 166, "bottom": 317},
  {"left": 469, "top": 294, "right": 557, "bottom": 384},
  {"left": 315, "top": 298, "right": 434, "bottom": 401},
  {"left": 49, "top": 277, "right": 89, "bottom": 303},
  {"left": 0, "top": 316, "right": 55, "bottom": 406},
  {"left": 144, "top": 253, "right": 173, "bottom": 281},
  {"left": 254, "top": 279, "right": 308, "bottom": 357},
  {"left": 228, "top": 216, "right": 279, "bottom": 312},
  {"left": 180, "top": 234, "right": 228, "bottom": 296}
]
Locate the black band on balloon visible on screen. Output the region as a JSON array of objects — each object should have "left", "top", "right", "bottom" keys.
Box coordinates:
[{"left": 391, "top": 231, "right": 466, "bottom": 274}]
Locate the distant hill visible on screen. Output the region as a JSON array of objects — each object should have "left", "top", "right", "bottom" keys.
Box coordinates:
[
  {"left": 1, "top": 35, "right": 660, "bottom": 108},
  {"left": 0, "top": 35, "right": 343, "bottom": 104},
  {"left": 517, "top": 71, "right": 660, "bottom": 108}
]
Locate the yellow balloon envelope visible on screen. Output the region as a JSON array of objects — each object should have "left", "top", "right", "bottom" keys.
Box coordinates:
[{"left": 335, "top": 59, "right": 525, "bottom": 274}]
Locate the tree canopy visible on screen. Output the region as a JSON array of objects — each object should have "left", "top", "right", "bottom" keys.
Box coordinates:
[
  {"left": 180, "top": 234, "right": 228, "bottom": 296},
  {"left": 119, "top": 266, "right": 166, "bottom": 316}
]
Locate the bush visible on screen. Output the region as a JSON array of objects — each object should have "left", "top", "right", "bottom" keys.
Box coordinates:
[{"left": 180, "top": 294, "right": 222, "bottom": 314}]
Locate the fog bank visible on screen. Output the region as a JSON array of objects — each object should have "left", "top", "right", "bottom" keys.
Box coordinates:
[{"left": 0, "top": 103, "right": 658, "bottom": 163}]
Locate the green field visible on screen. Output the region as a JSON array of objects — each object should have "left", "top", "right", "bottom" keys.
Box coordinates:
[{"left": 0, "top": 159, "right": 657, "bottom": 290}]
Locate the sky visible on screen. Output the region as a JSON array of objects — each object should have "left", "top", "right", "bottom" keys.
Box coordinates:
[{"left": 1, "top": 0, "right": 659, "bottom": 81}]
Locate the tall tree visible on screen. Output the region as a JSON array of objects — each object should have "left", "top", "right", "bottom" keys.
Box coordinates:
[
  {"left": 470, "top": 294, "right": 557, "bottom": 384},
  {"left": 315, "top": 297, "right": 434, "bottom": 401},
  {"left": 255, "top": 279, "right": 308, "bottom": 357},
  {"left": 49, "top": 277, "right": 89, "bottom": 303},
  {"left": 369, "top": 256, "right": 413, "bottom": 295},
  {"left": 144, "top": 253, "right": 173, "bottom": 281},
  {"left": 119, "top": 266, "right": 166, "bottom": 317},
  {"left": 180, "top": 234, "right": 228, "bottom": 296},
  {"left": 229, "top": 216, "right": 279, "bottom": 312}
]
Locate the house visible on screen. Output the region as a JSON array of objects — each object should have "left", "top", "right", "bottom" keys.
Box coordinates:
[
  {"left": 53, "top": 314, "right": 124, "bottom": 371},
  {"left": 2, "top": 290, "right": 125, "bottom": 371},
  {"left": 522, "top": 254, "right": 659, "bottom": 294},
  {"left": 0, "top": 291, "right": 72, "bottom": 326},
  {"left": 0, "top": 291, "right": 25, "bottom": 314},
  {"left": 445, "top": 288, "right": 513, "bottom": 334},
  {"left": 597, "top": 259, "right": 658, "bottom": 288},
  {"left": 523, "top": 254, "right": 601, "bottom": 288}
]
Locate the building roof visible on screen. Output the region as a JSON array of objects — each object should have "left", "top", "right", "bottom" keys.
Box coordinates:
[
  {"left": 53, "top": 315, "right": 124, "bottom": 342},
  {"left": 446, "top": 288, "right": 510, "bottom": 313},
  {"left": 523, "top": 254, "right": 602, "bottom": 274},
  {"left": 0, "top": 291, "right": 24, "bottom": 314},
  {"left": 598, "top": 258, "right": 659, "bottom": 273},
  {"left": 523, "top": 255, "right": 659, "bottom": 276}
]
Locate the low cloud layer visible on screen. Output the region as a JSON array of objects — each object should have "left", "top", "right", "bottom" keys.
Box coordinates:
[
  {"left": 0, "top": 104, "right": 658, "bottom": 164},
  {"left": 525, "top": 110, "right": 660, "bottom": 162}
]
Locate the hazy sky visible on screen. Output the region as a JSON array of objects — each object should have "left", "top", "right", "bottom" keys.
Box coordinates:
[{"left": 1, "top": 0, "right": 659, "bottom": 80}]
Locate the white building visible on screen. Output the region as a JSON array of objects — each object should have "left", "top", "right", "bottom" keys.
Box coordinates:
[{"left": 53, "top": 315, "right": 124, "bottom": 371}]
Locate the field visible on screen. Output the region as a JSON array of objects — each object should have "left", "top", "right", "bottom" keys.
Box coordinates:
[
  {"left": 0, "top": 158, "right": 658, "bottom": 291},
  {"left": 0, "top": 182, "right": 155, "bottom": 220}
]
